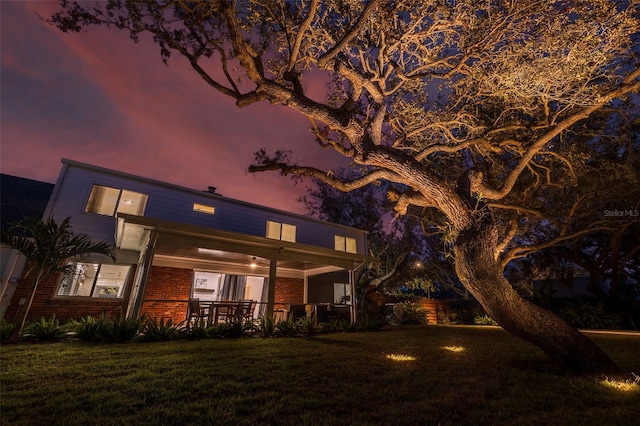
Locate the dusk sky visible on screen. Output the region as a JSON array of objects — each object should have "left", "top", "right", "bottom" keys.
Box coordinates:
[{"left": 1, "top": 1, "right": 346, "bottom": 214}]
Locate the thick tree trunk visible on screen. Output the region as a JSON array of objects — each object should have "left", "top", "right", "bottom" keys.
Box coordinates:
[{"left": 454, "top": 220, "right": 620, "bottom": 374}]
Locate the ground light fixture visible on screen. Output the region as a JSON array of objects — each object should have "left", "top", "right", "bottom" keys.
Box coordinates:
[{"left": 386, "top": 354, "right": 417, "bottom": 362}]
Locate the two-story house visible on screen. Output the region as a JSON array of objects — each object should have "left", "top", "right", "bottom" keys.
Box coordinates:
[{"left": 4, "top": 159, "right": 370, "bottom": 324}]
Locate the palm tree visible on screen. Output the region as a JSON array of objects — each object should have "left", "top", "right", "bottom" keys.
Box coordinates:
[{"left": 1, "top": 216, "right": 115, "bottom": 343}]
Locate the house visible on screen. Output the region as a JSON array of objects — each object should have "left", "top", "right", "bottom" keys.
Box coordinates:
[
  {"left": 0, "top": 174, "right": 55, "bottom": 320},
  {"left": 3, "top": 159, "right": 370, "bottom": 324}
]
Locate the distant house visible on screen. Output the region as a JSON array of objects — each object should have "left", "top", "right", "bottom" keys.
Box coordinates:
[
  {"left": 3, "top": 159, "right": 370, "bottom": 324},
  {"left": 0, "top": 174, "right": 55, "bottom": 320}
]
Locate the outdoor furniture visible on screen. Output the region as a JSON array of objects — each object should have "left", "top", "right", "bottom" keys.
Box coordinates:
[
  {"left": 210, "top": 300, "right": 241, "bottom": 323},
  {"left": 314, "top": 303, "right": 330, "bottom": 325},
  {"left": 186, "top": 299, "right": 211, "bottom": 327},
  {"left": 239, "top": 300, "right": 256, "bottom": 321},
  {"left": 288, "top": 304, "right": 307, "bottom": 321}
]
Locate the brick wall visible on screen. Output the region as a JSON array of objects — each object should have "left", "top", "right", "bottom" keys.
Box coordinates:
[
  {"left": 5, "top": 263, "right": 306, "bottom": 324},
  {"left": 274, "top": 277, "right": 304, "bottom": 304},
  {"left": 139, "top": 266, "right": 193, "bottom": 323}
]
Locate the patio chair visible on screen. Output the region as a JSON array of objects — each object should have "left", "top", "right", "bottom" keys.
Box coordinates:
[
  {"left": 186, "top": 299, "right": 210, "bottom": 327},
  {"left": 213, "top": 301, "right": 240, "bottom": 323},
  {"left": 239, "top": 300, "right": 256, "bottom": 321},
  {"left": 288, "top": 304, "right": 307, "bottom": 321}
]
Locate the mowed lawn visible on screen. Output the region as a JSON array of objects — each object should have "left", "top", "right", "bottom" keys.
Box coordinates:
[{"left": 1, "top": 325, "right": 639, "bottom": 426}]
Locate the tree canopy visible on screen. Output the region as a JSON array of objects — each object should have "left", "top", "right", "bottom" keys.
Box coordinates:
[{"left": 50, "top": 0, "right": 639, "bottom": 373}]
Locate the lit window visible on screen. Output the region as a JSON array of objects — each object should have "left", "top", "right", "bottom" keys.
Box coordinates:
[
  {"left": 193, "top": 203, "right": 215, "bottom": 214},
  {"left": 334, "top": 283, "right": 351, "bottom": 304},
  {"left": 85, "top": 185, "right": 147, "bottom": 217},
  {"left": 335, "top": 235, "right": 357, "bottom": 253},
  {"left": 56, "top": 262, "right": 131, "bottom": 298},
  {"left": 266, "top": 221, "right": 296, "bottom": 242}
]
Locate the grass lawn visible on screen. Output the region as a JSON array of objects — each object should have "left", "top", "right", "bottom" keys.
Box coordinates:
[{"left": 1, "top": 325, "right": 639, "bottom": 426}]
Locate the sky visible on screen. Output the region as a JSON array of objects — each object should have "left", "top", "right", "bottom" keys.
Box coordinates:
[{"left": 1, "top": 1, "right": 345, "bottom": 214}]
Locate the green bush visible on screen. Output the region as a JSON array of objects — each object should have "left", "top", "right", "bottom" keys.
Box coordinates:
[
  {"left": 71, "top": 315, "right": 107, "bottom": 342},
  {"left": 208, "top": 317, "right": 253, "bottom": 339},
  {"left": 0, "top": 320, "right": 17, "bottom": 342},
  {"left": 275, "top": 317, "right": 299, "bottom": 337},
  {"left": 256, "top": 316, "right": 276, "bottom": 337},
  {"left": 473, "top": 315, "right": 498, "bottom": 326},
  {"left": 139, "top": 317, "right": 183, "bottom": 342},
  {"left": 100, "top": 315, "right": 142, "bottom": 343},
  {"left": 22, "top": 315, "right": 72, "bottom": 341},
  {"left": 558, "top": 300, "right": 623, "bottom": 329},
  {"left": 400, "top": 302, "right": 429, "bottom": 325},
  {"left": 442, "top": 300, "right": 486, "bottom": 324},
  {"left": 297, "top": 317, "right": 317, "bottom": 336},
  {"left": 354, "top": 311, "right": 385, "bottom": 331},
  {"left": 182, "top": 322, "right": 209, "bottom": 340}
]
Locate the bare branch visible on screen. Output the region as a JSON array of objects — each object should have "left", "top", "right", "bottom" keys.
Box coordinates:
[
  {"left": 317, "top": 0, "right": 384, "bottom": 68},
  {"left": 248, "top": 163, "right": 402, "bottom": 192}
]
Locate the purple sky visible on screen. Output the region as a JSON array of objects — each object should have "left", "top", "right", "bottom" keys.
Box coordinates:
[{"left": 1, "top": 1, "right": 345, "bottom": 214}]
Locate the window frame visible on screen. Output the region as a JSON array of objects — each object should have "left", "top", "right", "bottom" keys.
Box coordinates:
[
  {"left": 55, "top": 261, "right": 132, "bottom": 299},
  {"left": 334, "top": 235, "right": 357, "bottom": 254},
  {"left": 84, "top": 184, "right": 148, "bottom": 217},
  {"left": 266, "top": 220, "right": 296, "bottom": 242}
]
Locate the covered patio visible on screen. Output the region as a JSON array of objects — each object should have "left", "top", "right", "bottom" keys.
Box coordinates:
[{"left": 115, "top": 214, "right": 370, "bottom": 324}]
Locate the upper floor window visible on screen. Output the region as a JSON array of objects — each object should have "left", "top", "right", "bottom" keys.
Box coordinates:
[
  {"left": 335, "top": 235, "right": 357, "bottom": 254},
  {"left": 266, "top": 220, "right": 296, "bottom": 242},
  {"left": 193, "top": 203, "right": 215, "bottom": 214},
  {"left": 56, "top": 262, "right": 131, "bottom": 298},
  {"left": 85, "top": 185, "right": 148, "bottom": 216}
]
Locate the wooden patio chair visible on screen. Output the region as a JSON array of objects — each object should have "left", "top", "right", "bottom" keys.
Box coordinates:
[
  {"left": 213, "top": 301, "right": 240, "bottom": 323},
  {"left": 239, "top": 300, "right": 256, "bottom": 321},
  {"left": 186, "top": 299, "right": 210, "bottom": 327}
]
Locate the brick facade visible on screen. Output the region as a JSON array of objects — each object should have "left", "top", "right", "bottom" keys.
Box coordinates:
[
  {"left": 139, "top": 266, "right": 193, "bottom": 322},
  {"left": 274, "top": 277, "right": 304, "bottom": 305},
  {"left": 6, "top": 263, "right": 308, "bottom": 324}
]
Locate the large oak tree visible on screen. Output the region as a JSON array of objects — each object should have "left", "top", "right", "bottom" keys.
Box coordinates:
[{"left": 51, "top": 0, "right": 639, "bottom": 373}]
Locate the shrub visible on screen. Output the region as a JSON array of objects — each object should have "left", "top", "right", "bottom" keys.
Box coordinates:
[
  {"left": 0, "top": 320, "right": 17, "bottom": 343},
  {"left": 354, "top": 311, "right": 385, "bottom": 331},
  {"left": 99, "top": 315, "right": 142, "bottom": 343},
  {"left": 71, "top": 315, "right": 107, "bottom": 342},
  {"left": 208, "top": 317, "right": 253, "bottom": 339},
  {"left": 22, "top": 315, "right": 73, "bottom": 341},
  {"left": 139, "top": 317, "right": 183, "bottom": 342},
  {"left": 182, "top": 322, "right": 209, "bottom": 340},
  {"left": 473, "top": 315, "right": 498, "bottom": 326},
  {"left": 297, "top": 317, "right": 316, "bottom": 336},
  {"left": 275, "top": 317, "right": 299, "bottom": 337},
  {"left": 558, "top": 300, "right": 623, "bottom": 329},
  {"left": 443, "top": 300, "right": 486, "bottom": 324},
  {"left": 400, "top": 302, "right": 429, "bottom": 325},
  {"left": 256, "top": 316, "right": 276, "bottom": 337}
]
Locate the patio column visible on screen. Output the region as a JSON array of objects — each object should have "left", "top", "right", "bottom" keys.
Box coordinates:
[
  {"left": 349, "top": 269, "right": 356, "bottom": 325},
  {"left": 126, "top": 229, "right": 158, "bottom": 319},
  {"left": 265, "top": 259, "right": 277, "bottom": 318}
]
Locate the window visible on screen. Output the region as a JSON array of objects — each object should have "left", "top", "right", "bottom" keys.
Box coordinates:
[
  {"left": 85, "top": 185, "right": 148, "bottom": 216},
  {"left": 193, "top": 203, "right": 215, "bottom": 214},
  {"left": 56, "top": 262, "right": 131, "bottom": 298},
  {"left": 334, "top": 283, "right": 351, "bottom": 304},
  {"left": 335, "top": 235, "right": 357, "bottom": 254},
  {"left": 266, "top": 221, "right": 296, "bottom": 242}
]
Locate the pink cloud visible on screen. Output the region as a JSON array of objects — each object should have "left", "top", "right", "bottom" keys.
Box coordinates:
[{"left": 2, "top": 2, "right": 349, "bottom": 215}]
